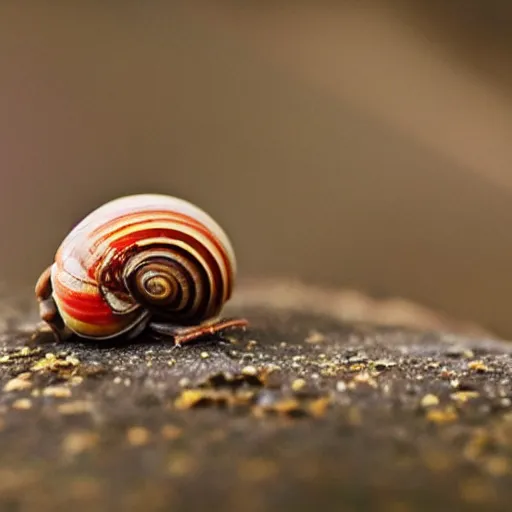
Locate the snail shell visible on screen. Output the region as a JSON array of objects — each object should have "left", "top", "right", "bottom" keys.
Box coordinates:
[{"left": 35, "top": 194, "right": 246, "bottom": 343}]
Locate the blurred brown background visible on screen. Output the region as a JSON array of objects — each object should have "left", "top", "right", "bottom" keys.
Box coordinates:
[{"left": 1, "top": 1, "right": 511, "bottom": 336}]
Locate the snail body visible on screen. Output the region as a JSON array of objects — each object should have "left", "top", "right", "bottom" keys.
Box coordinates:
[{"left": 35, "top": 194, "right": 247, "bottom": 345}]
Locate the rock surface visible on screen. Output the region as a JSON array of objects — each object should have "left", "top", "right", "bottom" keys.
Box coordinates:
[{"left": 0, "top": 290, "right": 512, "bottom": 511}]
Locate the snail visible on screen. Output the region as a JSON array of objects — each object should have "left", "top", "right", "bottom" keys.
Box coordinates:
[{"left": 35, "top": 193, "right": 248, "bottom": 345}]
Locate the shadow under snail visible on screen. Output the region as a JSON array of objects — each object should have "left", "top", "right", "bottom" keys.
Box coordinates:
[{"left": 35, "top": 193, "right": 248, "bottom": 346}]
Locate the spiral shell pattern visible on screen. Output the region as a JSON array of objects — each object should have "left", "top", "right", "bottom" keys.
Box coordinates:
[{"left": 49, "top": 194, "right": 237, "bottom": 340}]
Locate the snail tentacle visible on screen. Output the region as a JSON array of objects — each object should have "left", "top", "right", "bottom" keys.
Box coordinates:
[
  {"left": 34, "top": 265, "right": 72, "bottom": 342},
  {"left": 149, "top": 316, "right": 249, "bottom": 346}
]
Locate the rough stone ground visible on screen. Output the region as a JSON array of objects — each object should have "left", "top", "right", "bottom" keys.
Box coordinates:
[{"left": 1, "top": 288, "right": 512, "bottom": 512}]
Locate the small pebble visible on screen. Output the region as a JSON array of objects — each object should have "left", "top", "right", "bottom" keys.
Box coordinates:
[
  {"left": 179, "top": 378, "right": 191, "bottom": 388},
  {"left": 62, "top": 431, "right": 98, "bottom": 456},
  {"left": 4, "top": 378, "right": 32, "bottom": 392},
  {"left": 305, "top": 330, "right": 325, "bottom": 344},
  {"left": 420, "top": 394, "right": 440, "bottom": 408},
  {"left": 291, "top": 378, "right": 307, "bottom": 392},
  {"left": 12, "top": 398, "right": 32, "bottom": 410},
  {"left": 242, "top": 365, "right": 257, "bottom": 376},
  {"left": 336, "top": 381, "right": 347, "bottom": 392},
  {"left": 43, "top": 386, "right": 72, "bottom": 398},
  {"left": 69, "top": 376, "right": 84, "bottom": 386},
  {"left": 426, "top": 406, "right": 458, "bottom": 424},
  {"left": 127, "top": 427, "right": 150, "bottom": 446},
  {"left": 468, "top": 360, "right": 489, "bottom": 373},
  {"left": 374, "top": 360, "right": 397, "bottom": 370},
  {"left": 58, "top": 401, "right": 92, "bottom": 415},
  {"left": 200, "top": 352, "right": 209, "bottom": 359},
  {"left": 167, "top": 453, "right": 197, "bottom": 476},
  {"left": 161, "top": 424, "right": 183, "bottom": 440},
  {"left": 450, "top": 391, "right": 480, "bottom": 403},
  {"left": 66, "top": 355, "right": 80, "bottom": 366}
]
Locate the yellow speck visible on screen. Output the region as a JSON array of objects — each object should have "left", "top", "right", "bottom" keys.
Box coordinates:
[
  {"left": 305, "top": 330, "right": 325, "bottom": 344},
  {"left": 241, "top": 365, "right": 257, "bottom": 376},
  {"left": 272, "top": 398, "right": 301, "bottom": 414},
  {"left": 69, "top": 376, "right": 83, "bottom": 386},
  {"left": 352, "top": 372, "right": 377, "bottom": 388},
  {"left": 485, "top": 456, "right": 509, "bottom": 476},
  {"left": 468, "top": 360, "right": 489, "bottom": 373},
  {"left": 308, "top": 397, "right": 331, "bottom": 417},
  {"left": 291, "top": 378, "right": 307, "bottom": 392},
  {"left": 43, "top": 386, "right": 72, "bottom": 398},
  {"left": 463, "top": 428, "right": 489, "bottom": 460},
  {"left": 450, "top": 391, "right": 480, "bottom": 403},
  {"left": 347, "top": 407, "right": 362, "bottom": 425},
  {"left": 175, "top": 389, "right": 204, "bottom": 409},
  {"left": 178, "top": 377, "right": 191, "bottom": 388},
  {"left": 62, "top": 431, "right": 98, "bottom": 456},
  {"left": 65, "top": 355, "right": 80, "bottom": 366},
  {"left": 426, "top": 406, "right": 458, "bottom": 424},
  {"left": 127, "top": 426, "right": 150, "bottom": 446},
  {"left": 167, "top": 453, "right": 197, "bottom": 476},
  {"left": 58, "top": 401, "right": 92, "bottom": 415},
  {"left": 420, "top": 394, "right": 440, "bottom": 408},
  {"left": 12, "top": 398, "right": 32, "bottom": 410},
  {"left": 200, "top": 352, "right": 209, "bottom": 359},
  {"left": 161, "top": 424, "right": 183, "bottom": 440},
  {"left": 336, "top": 381, "right": 347, "bottom": 392},
  {"left": 4, "top": 378, "right": 32, "bottom": 392}
]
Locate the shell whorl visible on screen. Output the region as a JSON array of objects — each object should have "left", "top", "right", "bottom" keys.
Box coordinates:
[{"left": 51, "top": 194, "right": 237, "bottom": 339}]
